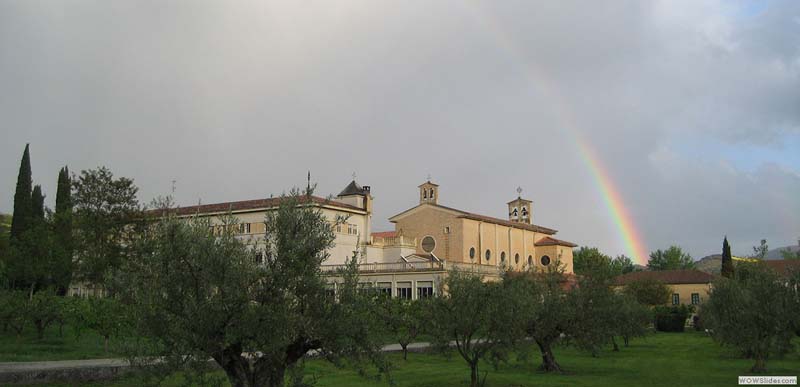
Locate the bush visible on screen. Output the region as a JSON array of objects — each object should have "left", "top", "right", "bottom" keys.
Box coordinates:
[{"left": 654, "top": 305, "right": 693, "bottom": 332}]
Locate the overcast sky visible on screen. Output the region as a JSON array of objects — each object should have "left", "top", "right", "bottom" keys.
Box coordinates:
[{"left": 1, "top": 0, "right": 799, "bottom": 260}]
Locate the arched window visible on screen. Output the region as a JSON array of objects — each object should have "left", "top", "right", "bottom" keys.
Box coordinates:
[
  {"left": 541, "top": 255, "right": 551, "bottom": 266},
  {"left": 485, "top": 250, "right": 491, "bottom": 261},
  {"left": 500, "top": 252, "right": 506, "bottom": 264},
  {"left": 515, "top": 253, "right": 520, "bottom": 264},
  {"left": 528, "top": 255, "right": 533, "bottom": 266},
  {"left": 423, "top": 190, "right": 427, "bottom": 199},
  {"left": 430, "top": 189, "right": 435, "bottom": 199},
  {"left": 469, "top": 247, "right": 476, "bottom": 260}
]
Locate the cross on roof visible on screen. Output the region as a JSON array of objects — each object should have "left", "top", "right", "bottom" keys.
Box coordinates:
[{"left": 516, "top": 186, "right": 523, "bottom": 197}]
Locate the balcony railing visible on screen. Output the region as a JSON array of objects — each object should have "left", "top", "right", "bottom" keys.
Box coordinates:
[
  {"left": 320, "top": 261, "right": 502, "bottom": 275},
  {"left": 369, "top": 235, "right": 417, "bottom": 248}
]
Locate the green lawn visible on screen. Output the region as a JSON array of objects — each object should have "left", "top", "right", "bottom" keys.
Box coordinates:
[
  {"left": 42, "top": 332, "right": 799, "bottom": 387},
  {"left": 0, "top": 323, "right": 120, "bottom": 362}
]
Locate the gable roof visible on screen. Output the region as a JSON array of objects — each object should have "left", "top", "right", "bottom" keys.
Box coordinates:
[
  {"left": 614, "top": 269, "right": 716, "bottom": 286},
  {"left": 389, "top": 202, "right": 558, "bottom": 235},
  {"left": 371, "top": 231, "right": 398, "bottom": 238},
  {"left": 145, "top": 195, "right": 363, "bottom": 217},
  {"left": 535, "top": 236, "right": 578, "bottom": 247}
]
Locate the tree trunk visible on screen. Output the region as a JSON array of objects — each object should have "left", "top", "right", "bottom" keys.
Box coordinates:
[
  {"left": 536, "top": 339, "right": 562, "bottom": 373},
  {"left": 751, "top": 357, "right": 767, "bottom": 373},
  {"left": 612, "top": 336, "right": 619, "bottom": 352},
  {"left": 470, "top": 362, "right": 479, "bottom": 387},
  {"left": 35, "top": 320, "right": 45, "bottom": 340},
  {"left": 623, "top": 335, "right": 630, "bottom": 347},
  {"left": 401, "top": 343, "right": 408, "bottom": 360}
]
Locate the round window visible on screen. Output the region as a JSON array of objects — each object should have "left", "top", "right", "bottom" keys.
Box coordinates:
[
  {"left": 469, "top": 247, "right": 476, "bottom": 259},
  {"left": 421, "top": 236, "right": 436, "bottom": 253},
  {"left": 540, "top": 255, "right": 551, "bottom": 266},
  {"left": 515, "top": 253, "right": 520, "bottom": 264},
  {"left": 485, "top": 250, "right": 491, "bottom": 261}
]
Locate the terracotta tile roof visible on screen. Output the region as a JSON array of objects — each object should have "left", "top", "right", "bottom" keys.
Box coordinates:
[
  {"left": 763, "top": 259, "right": 800, "bottom": 278},
  {"left": 614, "top": 269, "right": 716, "bottom": 286},
  {"left": 535, "top": 236, "right": 578, "bottom": 247},
  {"left": 416, "top": 203, "right": 557, "bottom": 234},
  {"left": 371, "top": 231, "right": 398, "bottom": 238},
  {"left": 145, "top": 195, "right": 363, "bottom": 217}
]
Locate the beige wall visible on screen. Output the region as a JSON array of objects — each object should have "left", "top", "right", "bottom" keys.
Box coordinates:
[
  {"left": 197, "top": 206, "right": 370, "bottom": 265},
  {"left": 393, "top": 206, "right": 574, "bottom": 273},
  {"left": 667, "top": 283, "right": 711, "bottom": 307},
  {"left": 393, "top": 205, "right": 461, "bottom": 261}
]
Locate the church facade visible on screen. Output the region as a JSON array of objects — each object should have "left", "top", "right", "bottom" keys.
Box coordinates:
[{"left": 70, "top": 178, "right": 576, "bottom": 299}]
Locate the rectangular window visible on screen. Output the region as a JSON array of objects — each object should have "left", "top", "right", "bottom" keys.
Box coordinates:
[
  {"left": 691, "top": 293, "right": 700, "bottom": 305},
  {"left": 443, "top": 226, "right": 451, "bottom": 234},
  {"left": 417, "top": 281, "right": 434, "bottom": 299},
  {"left": 325, "top": 284, "right": 336, "bottom": 300},
  {"left": 254, "top": 252, "right": 263, "bottom": 264},
  {"left": 239, "top": 223, "right": 251, "bottom": 234},
  {"left": 377, "top": 282, "right": 392, "bottom": 298},
  {"left": 335, "top": 224, "right": 342, "bottom": 233},
  {"left": 672, "top": 293, "right": 680, "bottom": 305},
  {"left": 396, "top": 282, "right": 412, "bottom": 300}
]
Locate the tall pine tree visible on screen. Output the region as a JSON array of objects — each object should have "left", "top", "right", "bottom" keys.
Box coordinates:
[
  {"left": 721, "top": 236, "right": 734, "bottom": 278},
  {"left": 53, "top": 167, "right": 74, "bottom": 294},
  {"left": 10, "top": 144, "right": 32, "bottom": 241}
]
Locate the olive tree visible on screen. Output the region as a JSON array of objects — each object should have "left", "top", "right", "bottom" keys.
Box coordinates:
[
  {"left": 701, "top": 263, "right": 795, "bottom": 373},
  {"left": 427, "top": 270, "right": 517, "bottom": 387},
  {"left": 122, "top": 189, "right": 386, "bottom": 387},
  {"left": 380, "top": 297, "right": 425, "bottom": 361}
]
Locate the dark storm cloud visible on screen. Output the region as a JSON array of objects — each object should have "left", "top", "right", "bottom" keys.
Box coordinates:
[{"left": 1, "top": 0, "right": 798, "bottom": 259}]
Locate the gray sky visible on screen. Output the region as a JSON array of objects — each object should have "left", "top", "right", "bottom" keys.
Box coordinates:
[{"left": 1, "top": 0, "right": 799, "bottom": 260}]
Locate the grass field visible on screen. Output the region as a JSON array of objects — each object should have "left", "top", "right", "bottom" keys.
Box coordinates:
[
  {"left": 42, "top": 332, "right": 799, "bottom": 387},
  {"left": 0, "top": 323, "right": 120, "bottom": 362}
]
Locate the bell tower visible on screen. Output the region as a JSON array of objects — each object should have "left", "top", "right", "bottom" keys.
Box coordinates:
[
  {"left": 507, "top": 187, "right": 532, "bottom": 224},
  {"left": 419, "top": 179, "right": 439, "bottom": 205}
]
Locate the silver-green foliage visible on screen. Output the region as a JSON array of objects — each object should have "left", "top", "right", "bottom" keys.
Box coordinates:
[
  {"left": 122, "top": 189, "right": 386, "bottom": 387},
  {"left": 701, "top": 263, "right": 796, "bottom": 373}
]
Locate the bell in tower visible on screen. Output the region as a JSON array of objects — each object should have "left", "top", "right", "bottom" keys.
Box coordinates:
[
  {"left": 507, "top": 187, "right": 532, "bottom": 225},
  {"left": 419, "top": 179, "right": 439, "bottom": 205}
]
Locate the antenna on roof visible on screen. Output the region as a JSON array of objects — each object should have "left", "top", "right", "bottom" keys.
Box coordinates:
[
  {"left": 171, "top": 179, "right": 177, "bottom": 194},
  {"left": 352, "top": 171, "right": 357, "bottom": 181},
  {"left": 307, "top": 171, "right": 311, "bottom": 193}
]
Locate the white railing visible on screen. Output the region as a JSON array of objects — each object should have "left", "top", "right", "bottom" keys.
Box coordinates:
[
  {"left": 369, "top": 235, "right": 417, "bottom": 248},
  {"left": 320, "top": 261, "right": 502, "bottom": 275}
]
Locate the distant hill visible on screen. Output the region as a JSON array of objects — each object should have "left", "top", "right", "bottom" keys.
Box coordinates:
[
  {"left": 765, "top": 244, "right": 799, "bottom": 260},
  {"left": 694, "top": 254, "right": 756, "bottom": 275}
]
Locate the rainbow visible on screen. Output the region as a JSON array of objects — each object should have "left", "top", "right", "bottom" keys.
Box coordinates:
[{"left": 462, "top": 4, "right": 650, "bottom": 264}]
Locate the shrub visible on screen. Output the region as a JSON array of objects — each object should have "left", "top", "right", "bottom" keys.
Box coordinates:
[{"left": 653, "top": 305, "right": 693, "bottom": 332}]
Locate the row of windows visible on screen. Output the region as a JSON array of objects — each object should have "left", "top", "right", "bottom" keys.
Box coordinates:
[
  {"left": 210, "top": 223, "right": 255, "bottom": 235},
  {"left": 333, "top": 223, "right": 359, "bottom": 236},
  {"left": 672, "top": 293, "right": 702, "bottom": 305},
  {"left": 325, "top": 281, "right": 435, "bottom": 300},
  {"left": 467, "top": 247, "right": 550, "bottom": 266}
]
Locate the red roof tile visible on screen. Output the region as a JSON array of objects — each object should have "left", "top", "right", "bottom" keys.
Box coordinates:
[
  {"left": 534, "top": 236, "right": 578, "bottom": 247},
  {"left": 371, "top": 231, "right": 398, "bottom": 238},
  {"left": 614, "top": 269, "right": 716, "bottom": 286},
  {"left": 763, "top": 259, "right": 800, "bottom": 278},
  {"left": 145, "top": 195, "right": 363, "bottom": 217}
]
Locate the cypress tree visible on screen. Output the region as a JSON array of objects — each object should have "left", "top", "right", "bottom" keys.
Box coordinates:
[
  {"left": 10, "top": 144, "right": 32, "bottom": 241},
  {"left": 721, "top": 236, "right": 734, "bottom": 278},
  {"left": 31, "top": 185, "right": 45, "bottom": 221},
  {"left": 54, "top": 167, "right": 74, "bottom": 294}
]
